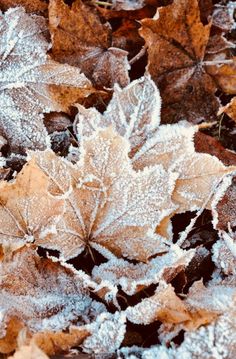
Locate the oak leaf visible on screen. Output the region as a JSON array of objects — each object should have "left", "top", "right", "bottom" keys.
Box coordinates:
[
  {"left": 0, "top": 248, "right": 103, "bottom": 353},
  {"left": 31, "top": 128, "right": 177, "bottom": 261},
  {"left": 0, "top": 7, "right": 93, "bottom": 151},
  {"left": 139, "top": 0, "right": 229, "bottom": 124},
  {"left": 0, "top": 158, "right": 64, "bottom": 256},
  {"left": 49, "top": 0, "right": 130, "bottom": 88}
]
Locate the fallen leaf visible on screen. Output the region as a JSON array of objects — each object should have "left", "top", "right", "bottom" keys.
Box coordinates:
[
  {"left": 218, "top": 97, "right": 236, "bottom": 122},
  {"left": 0, "top": 158, "right": 64, "bottom": 256},
  {"left": 31, "top": 128, "right": 176, "bottom": 261},
  {"left": 0, "top": 0, "right": 48, "bottom": 15},
  {"left": 8, "top": 342, "right": 49, "bottom": 359},
  {"left": 0, "top": 7, "right": 93, "bottom": 151},
  {"left": 49, "top": 0, "right": 130, "bottom": 88},
  {"left": 0, "top": 248, "right": 102, "bottom": 353},
  {"left": 140, "top": 0, "right": 225, "bottom": 123}
]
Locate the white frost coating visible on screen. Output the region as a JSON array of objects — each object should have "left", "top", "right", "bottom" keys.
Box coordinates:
[
  {"left": 0, "top": 7, "right": 92, "bottom": 151},
  {"left": 92, "top": 246, "right": 195, "bottom": 295},
  {"left": 0, "top": 249, "right": 105, "bottom": 338},
  {"left": 75, "top": 74, "right": 161, "bottom": 155},
  {"left": 82, "top": 312, "right": 126, "bottom": 354}
]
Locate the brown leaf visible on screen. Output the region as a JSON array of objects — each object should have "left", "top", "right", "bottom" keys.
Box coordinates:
[
  {"left": 140, "top": 0, "right": 221, "bottom": 124},
  {"left": 31, "top": 128, "right": 176, "bottom": 262},
  {"left": 0, "top": 7, "right": 94, "bottom": 151},
  {"left": 0, "top": 248, "right": 99, "bottom": 353},
  {"left": 206, "top": 56, "right": 236, "bottom": 94},
  {"left": 0, "top": 158, "right": 64, "bottom": 256},
  {"left": 0, "top": 0, "right": 48, "bottom": 15},
  {"left": 218, "top": 97, "right": 236, "bottom": 122},
  {"left": 49, "top": 0, "right": 130, "bottom": 88}
]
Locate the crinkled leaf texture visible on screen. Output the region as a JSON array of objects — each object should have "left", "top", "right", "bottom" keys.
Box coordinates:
[
  {"left": 0, "top": 158, "right": 64, "bottom": 256},
  {"left": 75, "top": 76, "right": 235, "bottom": 213},
  {"left": 0, "top": 7, "right": 93, "bottom": 151},
  {"left": 30, "top": 127, "right": 177, "bottom": 262},
  {"left": 0, "top": 248, "right": 105, "bottom": 353}
]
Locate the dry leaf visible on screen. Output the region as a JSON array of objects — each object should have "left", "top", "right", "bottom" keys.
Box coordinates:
[
  {"left": 0, "top": 7, "right": 93, "bottom": 151},
  {"left": 140, "top": 0, "right": 222, "bottom": 123},
  {"left": 206, "top": 56, "right": 236, "bottom": 95},
  {"left": 49, "top": 0, "right": 130, "bottom": 88},
  {"left": 109, "top": 0, "right": 145, "bottom": 11},
  {"left": 218, "top": 97, "right": 236, "bottom": 122},
  {"left": 31, "top": 128, "right": 177, "bottom": 261},
  {"left": 8, "top": 342, "right": 49, "bottom": 359},
  {"left": 125, "top": 282, "right": 191, "bottom": 325},
  {"left": 0, "top": 0, "right": 48, "bottom": 15},
  {"left": 0, "top": 158, "right": 64, "bottom": 256},
  {"left": 0, "top": 248, "right": 102, "bottom": 353},
  {"left": 92, "top": 246, "right": 195, "bottom": 295},
  {"left": 75, "top": 77, "right": 235, "bottom": 213}
]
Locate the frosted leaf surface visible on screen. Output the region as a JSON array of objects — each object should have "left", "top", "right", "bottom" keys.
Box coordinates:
[
  {"left": 92, "top": 246, "right": 195, "bottom": 295},
  {"left": 0, "top": 248, "right": 100, "bottom": 340},
  {"left": 32, "top": 128, "right": 177, "bottom": 261},
  {"left": 111, "top": 0, "right": 145, "bottom": 11},
  {"left": 75, "top": 75, "right": 161, "bottom": 155},
  {"left": 0, "top": 158, "right": 64, "bottom": 255},
  {"left": 0, "top": 7, "right": 93, "bottom": 151},
  {"left": 212, "top": 238, "right": 236, "bottom": 276},
  {"left": 75, "top": 77, "right": 235, "bottom": 213},
  {"left": 125, "top": 283, "right": 190, "bottom": 325},
  {"left": 82, "top": 312, "right": 126, "bottom": 354}
]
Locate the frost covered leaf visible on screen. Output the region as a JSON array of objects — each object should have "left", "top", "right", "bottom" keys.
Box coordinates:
[
  {"left": 76, "top": 75, "right": 161, "bottom": 156},
  {"left": 0, "top": 158, "right": 64, "bottom": 255},
  {"left": 32, "top": 128, "right": 177, "bottom": 261},
  {"left": 0, "top": 248, "right": 101, "bottom": 353},
  {"left": 140, "top": 0, "right": 221, "bottom": 124},
  {"left": 125, "top": 282, "right": 190, "bottom": 325},
  {"left": 92, "top": 246, "right": 195, "bottom": 295},
  {"left": 82, "top": 312, "right": 126, "bottom": 354},
  {"left": 49, "top": 0, "right": 130, "bottom": 88},
  {"left": 76, "top": 80, "right": 235, "bottom": 213},
  {"left": 0, "top": 7, "right": 93, "bottom": 151},
  {"left": 109, "top": 0, "right": 145, "bottom": 11}
]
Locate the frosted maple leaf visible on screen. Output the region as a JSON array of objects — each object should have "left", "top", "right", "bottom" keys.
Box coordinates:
[
  {"left": 30, "top": 127, "right": 177, "bottom": 262},
  {"left": 75, "top": 75, "right": 235, "bottom": 216},
  {"left": 0, "top": 7, "right": 93, "bottom": 151},
  {"left": 0, "top": 157, "right": 64, "bottom": 256},
  {"left": 0, "top": 248, "right": 106, "bottom": 353}
]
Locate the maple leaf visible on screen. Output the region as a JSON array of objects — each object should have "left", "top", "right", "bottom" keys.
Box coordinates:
[
  {"left": 139, "top": 0, "right": 235, "bottom": 124},
  {"left": 0, "top": 7, "right": 93, "bottom": 151},
  {"left": 30, "top": 127, "right": 177, "bottom": 262},
  {"left": 0, "top": 248, "right": 104, "bottom": 353},
  {"left": 75, "top": 76, "right": 236, "bottom": 213},
  {"left": 0, "top": 157, "right": 64, "bottom": 256},
  {"left": 92, "top": 246, "right": 195, "bottom": 295},
  {"left": 125, "top": 282, "right": 191, "bottom": 326},
  {"left": 49, "top": 0, "right": 130, "bottom": 88}
]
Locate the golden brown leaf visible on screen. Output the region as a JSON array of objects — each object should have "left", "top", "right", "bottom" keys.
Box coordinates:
[
  {"left": 140, "top": 0, "right": 221, "bottom": 124},
  {"left": 0, "top": 158, "right": 64, "bottom": 255},
  {"left": 218, "top": 97, "right": 236, "bottom": 122},
  {"left": 49, "top": 0, "right": 130, "bottom": 88},
  {"left": 0, "top": 0, "right": 47, "bottom": 15}
]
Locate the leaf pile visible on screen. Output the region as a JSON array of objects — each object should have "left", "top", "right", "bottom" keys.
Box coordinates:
[{"left": 0, "top": 0, "right": 236, "bottom": 358}]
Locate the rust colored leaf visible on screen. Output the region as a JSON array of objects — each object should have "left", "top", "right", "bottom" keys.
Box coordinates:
[{"left": 49, "top": 0, "right": 130, "bottom": 88}]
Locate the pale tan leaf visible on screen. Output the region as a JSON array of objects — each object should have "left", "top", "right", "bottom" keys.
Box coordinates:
[
  {"left": 32, "top": 128, "right": 177, "bottom": 261},
  {"left": 0, "top": 7, "right": 93, "bottom": 151},
  {"left": 0, "top": 158, "right": 64, "bottom": 254},
  {"left": 125, "top": 283, "right": 191, "bottom": 325},
  {"left": 8, "top": 343, "right": 49, "bottom": 359}
]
